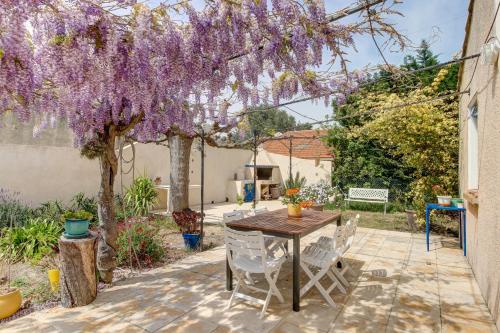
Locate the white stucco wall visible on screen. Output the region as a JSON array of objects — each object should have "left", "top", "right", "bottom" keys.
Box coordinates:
[
  {"left": 459, "top": 0, "right": 500, "bottom": 327},
  {"left": 0, "top": 116, "right": 253, "bottom": 206},
  {"left": 252, "top": 148, "right": 332, "bottom": 186}
]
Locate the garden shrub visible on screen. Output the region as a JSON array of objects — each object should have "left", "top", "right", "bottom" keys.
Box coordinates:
[
  {"left": 0, "top": 189, "right": 34, "bottom": 228},
  {"left": 70, "top": 193, "right": 98, "bottom": 225},
  {"left": 116, "top": 222, "right": 164, "bottom": 267},
  {"left": 124, "top": 176, "right": 158, "bottom": 217},
  {"left": 33, "top": 200, "right": 64, "bottom": 222},
  {"left": 0, "top": 218, "right": 63, "bottom": 263}
]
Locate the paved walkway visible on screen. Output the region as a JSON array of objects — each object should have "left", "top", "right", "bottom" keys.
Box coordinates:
[
  {"left": 2, "top": 227, "right": 498, "bottom": 333},
  {"left": 189, "top": 200, "right": 284, "bottom": 224}
]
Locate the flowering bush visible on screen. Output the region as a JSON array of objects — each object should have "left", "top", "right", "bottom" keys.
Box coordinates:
[
  {"left": 300, "top": 183, "right": 335, "bottom": 205},
  {"left": 172, "top": 209, "right": 202, "bottom": 234},
  {"left": 116, "top": 222, "right": 164, "bottom": 267}
]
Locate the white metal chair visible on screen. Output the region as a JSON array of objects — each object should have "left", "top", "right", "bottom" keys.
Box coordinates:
[
  {"left": 249, "top": 206, "right": 269, "bottom": 216},
  {"left": 224, "top": 227, "right": 286, "bottom": 318},
  {"left": 312, "top": 214, "right": 360, "bottom": 286},
  {"left": 300, "top": 229, "right": 347, "bottom": 307},
  {"left": 250, "top": 207, "right": 289, "bottom": 259},
  {"left": 223, "top": 210, "right": 245, "bottom": 222}
]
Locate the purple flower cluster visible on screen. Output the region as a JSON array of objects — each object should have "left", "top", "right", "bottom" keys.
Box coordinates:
[{"left": 1, "top": 0, "right": 370, "bottom": 146}]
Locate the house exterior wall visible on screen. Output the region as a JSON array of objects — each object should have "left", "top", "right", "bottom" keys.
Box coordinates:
[
  {"left": 253, "top": 148, "right": 332, "bottom": 185},
  {"left": 0, "top": 116, "right": 253, "bottom": 206},
  {"left": 459, "top": 0, "right": 500, "bottom": 327}
]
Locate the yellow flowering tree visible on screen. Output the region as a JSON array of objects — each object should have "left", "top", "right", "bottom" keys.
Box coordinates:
[{"left": 357, "top": 68, "right": 459, "bottom": 224}]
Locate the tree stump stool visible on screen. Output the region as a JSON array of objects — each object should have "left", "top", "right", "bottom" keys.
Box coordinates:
[{"left": 59, "top": 232, "right": 98, "bottom": 308}]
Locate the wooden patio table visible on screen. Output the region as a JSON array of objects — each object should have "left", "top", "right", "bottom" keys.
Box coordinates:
[{"left": 225, "top": 208, "right": 342, "bottom": 312}]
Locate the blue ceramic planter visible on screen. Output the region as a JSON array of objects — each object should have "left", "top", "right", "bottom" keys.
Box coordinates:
[
  {"left": 182, "top": 233, "right": 201, "bottom": 250},
  {"left": 64, "top": 219, "right": 90, "bottom": 238}
]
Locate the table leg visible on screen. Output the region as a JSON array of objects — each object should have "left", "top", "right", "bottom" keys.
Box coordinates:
[
  {"left": 293, "top": 234, "right": 300, "bottom": 312},
  {"left": 226, "top": 255, "right": 233, "bottom": 291},
  {"left": 336, "top": 215, "right": 342, "bottom": 227},
  {"left": 458, "top": 213, "right": 463, "bottom": 249},
  {"left": 463, "top": 212, "right": 467, "bottom": 257},
  {"left": 426, "top": 208, "right": 430, "bottom": 252}
]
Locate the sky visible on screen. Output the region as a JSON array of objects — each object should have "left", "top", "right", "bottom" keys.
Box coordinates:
[
  {"left": 289, "top": 0, "right": 470, "bottom": 123},
  {"left": 147, "top": 0, "right": 470, "bottom": 124}
]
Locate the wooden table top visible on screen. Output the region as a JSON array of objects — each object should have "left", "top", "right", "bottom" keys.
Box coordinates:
[{"left": 225, "top": 208, "right": 342, "bottom": 237}]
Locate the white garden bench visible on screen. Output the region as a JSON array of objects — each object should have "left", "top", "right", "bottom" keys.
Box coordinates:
[{"left": 345, "top": 188, "right": 389, "bottom": 215}]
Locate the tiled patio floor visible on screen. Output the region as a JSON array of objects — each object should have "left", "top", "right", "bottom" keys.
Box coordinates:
[{"left": 2, "top": 227, "right": 498, "bottom": 333}]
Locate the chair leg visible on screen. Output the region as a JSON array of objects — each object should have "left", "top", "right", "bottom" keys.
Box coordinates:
[
  {"left": 300, "top": 263, "right": 336, "bottom": 307},
  {"left": 265, "top": 270, "right": 284, "bottom": 303},
  {"left": 245, "top": 272, "right": 255, "bottom": 285},
  {"left": 260, "top": 289, "right": 273, "bottom": 318},
  {"left": 327, "top": 270, "right": 346, "bottom": 294},
  {"left": 332, "top": 266, "right": 349, "bottom": 286},
  {"left": 340, "top": 258, "right": 354, "bottom": 275},
  {"left": 227, "top": 279, "right": 241, "bottom": 310}
]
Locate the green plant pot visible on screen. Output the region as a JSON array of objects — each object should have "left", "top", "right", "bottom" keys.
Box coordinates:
[
  {"left": 64, "top": 219, "right": 90, "bottom": 238},
  {"left": 451, "top": 198, "right": 464, "bottom": 208}
]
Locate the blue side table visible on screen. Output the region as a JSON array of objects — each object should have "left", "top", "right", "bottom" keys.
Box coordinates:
[{"left": 426, "top": 203, "right": 467, "bottom": 256}]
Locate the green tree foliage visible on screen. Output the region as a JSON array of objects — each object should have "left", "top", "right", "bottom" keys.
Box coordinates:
[
  {"left": 245, "top": 106, "right": 312, "bottom": 137},
  {"left": 327, "top": 40, "right": 459, "bottom": 216},
  {"left": 359, "top": 68, "right": 459, "bottom": 223}
]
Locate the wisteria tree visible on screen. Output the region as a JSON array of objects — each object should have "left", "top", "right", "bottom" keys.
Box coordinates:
[{"left": 1, "top": 0, "right": 403, "bottom": 282}]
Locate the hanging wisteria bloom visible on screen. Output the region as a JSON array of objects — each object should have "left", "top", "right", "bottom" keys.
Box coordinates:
[{"left": 1, "top": 0, "right": 403, "bottom": 146}]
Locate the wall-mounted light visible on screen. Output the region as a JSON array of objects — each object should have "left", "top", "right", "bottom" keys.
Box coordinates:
[{"left": 480, "top": 37, "right": 500, "bottom": 65}]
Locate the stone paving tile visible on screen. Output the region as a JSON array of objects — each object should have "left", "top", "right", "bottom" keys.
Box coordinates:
[
  {"left": 1, "top": 229, "right": 498, "bottom": 333},
  {"left": 269, "top": 320, "right": 328, "bottom": 333},
  {"left": 442, "top": 316, "right": 499, "bottom": 333}
]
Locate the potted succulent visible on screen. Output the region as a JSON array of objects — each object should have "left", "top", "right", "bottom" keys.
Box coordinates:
[
  {"left": 172, "top": 208, "right": 202, "bottom": 250},
  {"left": 62, "top": 210, "right": 93, "bottom": 239},
  {"left": 300, "top": 183, "right": 335, "bottom": 211},
  {"left": 432, "top": 185, "right": 451, "bottom": 207}
]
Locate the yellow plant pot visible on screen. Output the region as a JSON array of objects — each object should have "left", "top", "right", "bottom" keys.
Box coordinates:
[
  {"left": 0, "top": 288, "right": 22, "bottom": 320},
  {"left": 288, "top": 204, "right": 302, "bottom": 218},
  {"left": 48, "top": 269, "right": 60, "bottom": 292}
]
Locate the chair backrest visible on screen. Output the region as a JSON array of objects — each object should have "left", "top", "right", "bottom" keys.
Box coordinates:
[
  {"left": 223, "top": 210, "right": 245, "bottom": 222},
  {"left": 348, "top": 188, "right": 388, "bottom": 202},
  {"left": 251, "top": 206, "right": 268, "bottom": 216},
  {"left": 344, "top": 214, "right": 360, "bottom": 250},
  {"left": 224, "top": 226, "right": 267, "bottom": 269},
  {"left": 332, "top": 225, "right": 347, "bottom": 252}
]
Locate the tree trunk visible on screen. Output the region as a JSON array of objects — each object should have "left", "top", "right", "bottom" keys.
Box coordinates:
[
  {"left": 97, "top": 128, "right": 118, "bottom": 283},
  {"left": 59, "top": 233, "right": 97, "bottom": 307},
  {"left": 168, "top": 134, "right": 193, "bottom": 212}
]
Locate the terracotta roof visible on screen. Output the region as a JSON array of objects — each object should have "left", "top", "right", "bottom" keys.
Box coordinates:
[{"left": 262, "top": 130, "right": 333, "bottom": 160}]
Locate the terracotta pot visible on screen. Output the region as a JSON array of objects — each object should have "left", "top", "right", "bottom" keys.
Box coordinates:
[
  {"left": 0, "top": 288, "right": 22, "bottom": 320},
  {"left": 288, "top": 204, "right": 302, "bottom": 217}
]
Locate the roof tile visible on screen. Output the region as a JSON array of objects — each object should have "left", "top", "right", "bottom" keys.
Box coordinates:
[{"left": 262, "top": 130, "right": 333, "bottom": 159}]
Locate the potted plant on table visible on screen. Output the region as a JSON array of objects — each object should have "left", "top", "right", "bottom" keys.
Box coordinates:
[
  {"left": 432, "top": 185, "right": 452, "bottom": 207},
  {"left": 62, "top": 210, "right": 93, "bottom": 239},
  {"left": 172, "top": 208, "right": 203, "bottom": 250},
  {"left": 300, "top": 183, "right": 335, "bottom": 211},
  {"left": 282, "top": 173, "right": 307, "bottom": 217}
]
